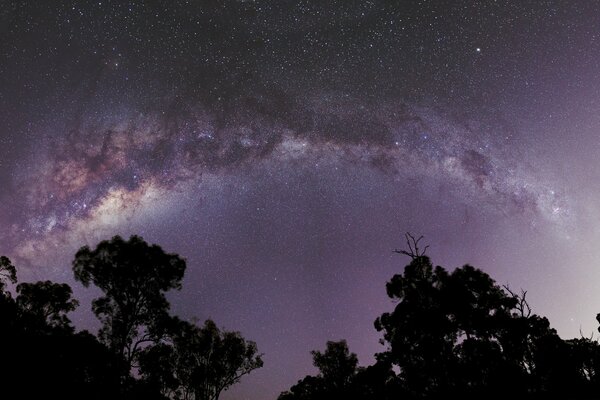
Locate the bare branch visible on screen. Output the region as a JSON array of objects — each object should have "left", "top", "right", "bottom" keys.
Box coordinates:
[
  {"left": 393, "top": 232, "right": 429, "bottom": 259},
  {"left": 503, "top": 284, "right": 531, "bottom": 318},
  {"left": 579, "top": 326, "right": 595, "bottom": 341}
]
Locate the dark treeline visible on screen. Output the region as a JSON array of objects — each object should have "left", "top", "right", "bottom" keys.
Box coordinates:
[
  {"left": 0, "top": 236, "right": 262, "bottom": 400},
  {"left": 4, "top": 233, "right": 600, "bottom": 399},
  {"left": 279, "top": 234, "right": 600, "bottom": 399}
]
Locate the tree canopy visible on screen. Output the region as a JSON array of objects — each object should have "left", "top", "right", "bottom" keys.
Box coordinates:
[
  {"left": 0, "top": 257, "right": 119, "bottom": 399},
  {"left": 370, "top": 254, "right": 600, "bottom": 398},
  {"left": 0, "top": 255, "right": 17, "bottom": 293},
  {"left": 16, "top": 280, "right": 79, "bottom": 331},
  {"left": 279, "top": 340, "right": 359, "bottom": 400},
  {"left": 5, "top": 233, "right": 600, "bottom": 399},
  {"left": 0, "top": 236, "right": 263, "bottom": 399},
  {"left": 139, "top": 318, "right": 264, "bottom": 400},
  {"left": 72, "top": 235, "right": 187, "bottom": 376},
  {"left": 280, "top": 237, "right": 600, "bottom": 400}
]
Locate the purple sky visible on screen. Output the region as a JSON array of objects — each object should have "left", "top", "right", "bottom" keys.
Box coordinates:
[{"left": 3, "top": 2, "right": 600, "bottom": 399}]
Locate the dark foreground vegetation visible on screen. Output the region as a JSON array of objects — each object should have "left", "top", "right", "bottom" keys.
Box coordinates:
[
  {"left": 3, "top": 233, "right": 600, "bottom": 399},
  {"left": 279, "top": 235, "right": 600, "bottom": 400},
  {"left": 0, "top": 236, "right": 262, "bottom": 400}
]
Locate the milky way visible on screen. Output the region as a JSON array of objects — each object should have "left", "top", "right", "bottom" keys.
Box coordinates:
[{"left": 3, "top": 2, "right": 600, "bottom": 399}]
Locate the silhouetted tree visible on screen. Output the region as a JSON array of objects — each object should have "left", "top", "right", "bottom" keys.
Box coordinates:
[
  {"left": 374, "top": 255, "right": 458, "bottom": 397},
  {"left": 9, "top": 329, "right": 122, "bottom": 400},
  {"left": 0, "top": 256, "right": 19, "bottom": 347},
  {"left": 374, "top": 249, "right": 587, "bottom": 398},
  {"left": 278, "top": 376, "right": 327, "bottom": 400},
  {"left": 16, "top": 280, "right": 79, "bottom": 331},
  {"left": 278, "top": 340, "right": 359, "bottom": 400},
  {"left": 8, "top": 228, "right": 600, "bottom": 400},
  {"left": 139, "top": 318, "right": 263, "bottom": 400},
  {"left": 393, "top": 233, "right": 429, "bottom": 259},
  {"left": 0, "top": 256, "right": 122, "bottom": 399},
  {"left": 312, "top": 340, "right": 358, "bottom": 391},
  {"left": 0, "top": 256, "right": 18, "bottom": 335},
  {"left": 565, "top": 336, "right": 600, "bottom": 396},
  {"left": 350, "top": 359, "right": 399, "bottom": 400},
  {"left": 137, "top": 340, "right": 180, "bottom": 398},
  {"left": 0, "top": 255, "right": 17, "bottom": 294},
  {"left": 72, "top": 235, "right": 186, "bottom": 385}
]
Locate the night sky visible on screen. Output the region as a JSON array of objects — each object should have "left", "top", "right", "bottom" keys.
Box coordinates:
[{"left": 3, "top": 1, "right": 600, "bottom": 398}]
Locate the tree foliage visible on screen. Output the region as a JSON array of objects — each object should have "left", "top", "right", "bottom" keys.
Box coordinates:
[
  {"left": 0, "top": 255, "right": 17, "bottom": 293},
  {"left": 373, "top": 256, "right": 525, "bottom": 397},
  {"left": 72, "top": 235, "right": 186, "bottom": 374},
  {"left": 278, "top": 340, "right": 359, "bottom": 400},
  {"left": 371, "top": 253, "right": 600, "bottom": 398},
  {"left": 0, "top": 238, "right": 261, "bottom": 400},
  {"left": 311, "top": 340, "right": 358, "bottom": 390},
  {"left": 281, "top": 235, "right": 600, "bottom": 399},
  {"left": 139, "top": 318, "right": 263, "bottom": 400},
  {"left": 16, "top": 280, "right": 79, "bottom": 330},
  {"left": 7, "top": 231, "right": 600, "bottom": 400},
  {"left": 0, "top": 257, "right": 120, "bottom": 399}
]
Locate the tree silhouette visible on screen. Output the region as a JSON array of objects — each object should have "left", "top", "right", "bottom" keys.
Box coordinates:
[
  {"left": 7, "top": 230, "right": 600, "bottom": 399},
  {"left": 0, "top": 256, "right": 18, "bottom": 336},
  {"left": 278, "top": 376, "right": 327, "bottom": 400},
  {"left": 0, "top": 255, "right": 17, "bottom": 294},
  {"left": 374, "top": 255, "right": 459, "bottom": 396},
  {"left": 279, "top": 234, "right": 600, "bottom": 400},
  {"left": 373, "top": 250, "right": 596, "bottom": 398},
  {"left": 0, "top": 256, "right": 121, "bottom": 399},
  {"left": 278, "top": 340, "right": 358, "bottom": 400},
  {"left": 565, "top": 336, "right": 600, "bottom": 396},
  {"left": 16, "top": 280, "right": 79, "bottom": 331},
  {"left": 311, "top": 340, "right": 358, "bottom": 391},
  {"left": 0, "top": 256, "right": 20, "bottom": 345},
  {"left": 350, "top": 359, "right": 399, "bottom": 400},
  {"left": 72, "top": 235, "right": 186, "bottom": 384},
  {"left": 0, "top": 239, "right": 267, "bottom": 399},
  {"left": 393, "top": 233, "right": 429, "bottom": 259},
  {"left": 139, "top": 318, "right": 263, "bottom": 400}
]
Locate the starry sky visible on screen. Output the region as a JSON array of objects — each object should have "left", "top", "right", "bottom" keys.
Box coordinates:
[{"left": 3, "top": 1, "right": 600, "bottom": 398}]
